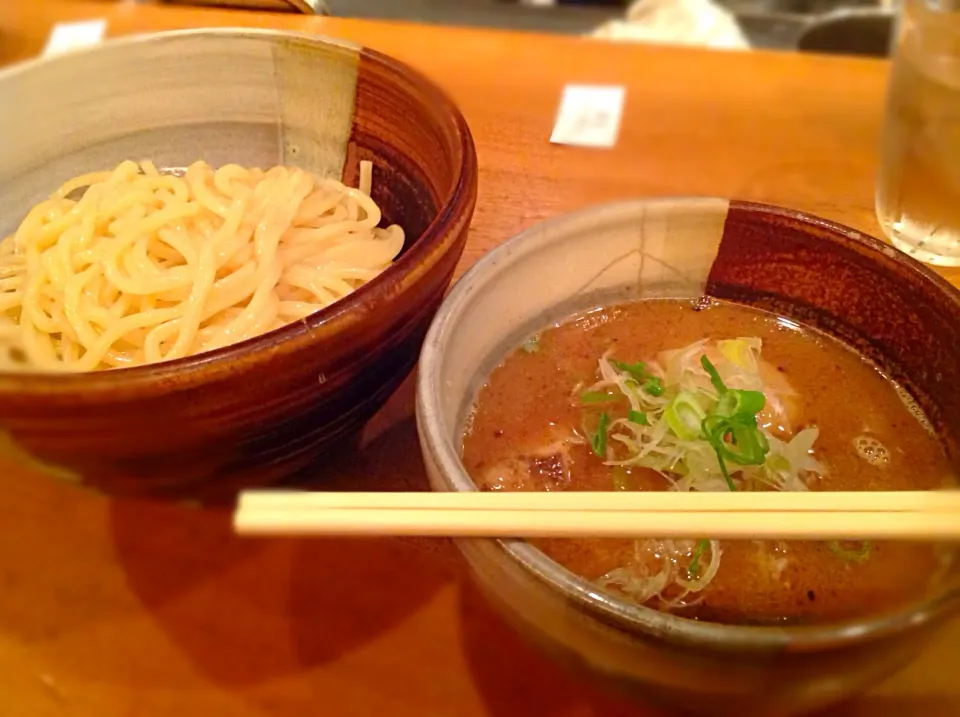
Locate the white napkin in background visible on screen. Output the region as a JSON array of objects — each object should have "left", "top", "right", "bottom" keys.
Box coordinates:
[
  {"left": 591, "top": 0, "right": 751, "bottom": 50},
  {"left": 43, "top": 19, "right": 107, "bottom": 57},
  {"left": 551, "top": 84, "right": 626, "bottom": 148}
]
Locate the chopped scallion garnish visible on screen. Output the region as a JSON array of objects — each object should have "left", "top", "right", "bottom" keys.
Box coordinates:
[
  {"left": 627, "top": 410, "right": 649, "bottom": 426},
  {"left": 715, "top": 455, "right": 737, "bottom": 492},
  {"left": 664, "top": 391, "right": 706, "bottom": 441},
  {"left": 702, "top": 415, "right": 769, "bottom": 467},
  {"left": 612, "top": 359, "right": 649, "bottom": 381},
  {"left": 643, "top": 378, "right": 664, "bottom": 396},
  {"left": 580, "top": 346, "right": 793, "bottom": 495},
  {"left": 581, "top": 390, "right": 616, "bottom": 404},
  {"left": 577, "top": 338, "right": 823, "bottom": 608},
  {"left": 613, "top": 359, "right": 663, "bottom": 396},
  {"left": 687, "top": 539, "right": 709, "bottom": 579},
  {"left": 717, "top": 388, "right": 766, "bottom": 418},
  {"left": 701, "top": 354, "right": 727, "bottom": 395},
  {"left": 521, "top": 335, "right": 540, "bottom": 354},
  {"left": 590, "top": 412, "right": 609, "bottom": 457},
  {"left": 698, "top": 356, "right": 771, "bottom": 491}
]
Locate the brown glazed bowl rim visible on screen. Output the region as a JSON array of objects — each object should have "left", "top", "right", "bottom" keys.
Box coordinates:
[
  {"left": 0, "top": 27, "right": 478, "bottom": 396},
  {"left": 417, "top": 197, "right": 960, "bottom": 654}
]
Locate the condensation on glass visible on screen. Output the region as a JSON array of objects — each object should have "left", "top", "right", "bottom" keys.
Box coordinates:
[{"left": 877, "top": 0, "right": 960, "bottom": 266}]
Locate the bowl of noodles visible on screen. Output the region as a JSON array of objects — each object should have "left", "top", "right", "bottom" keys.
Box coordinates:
[
  {"left": 417, "top": 199, "right": 960, "bottom": 715},
  {"left": 0, "top": 29, "right": 477, "bottom": 499}
]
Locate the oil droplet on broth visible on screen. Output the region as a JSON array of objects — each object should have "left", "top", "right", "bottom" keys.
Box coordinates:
[{"left": 853, "top": 434, "right": 891, "bottom": 467}]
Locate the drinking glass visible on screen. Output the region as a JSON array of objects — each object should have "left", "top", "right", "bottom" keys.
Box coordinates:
[{"left": 876, "top": 0, "right": 960, "bottom": 266}]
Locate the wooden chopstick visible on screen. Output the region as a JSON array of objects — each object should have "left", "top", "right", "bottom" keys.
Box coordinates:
[
  {"left": 238, "top": 490, "right": 960, "bottom": 512},
  {"left": 233, "top": 490, "right": 960, "bottom": 541}
]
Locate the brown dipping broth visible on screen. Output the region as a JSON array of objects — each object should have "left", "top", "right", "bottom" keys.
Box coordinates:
[{"left": 460, "top": 299, "right": 954, "bottom": 625}]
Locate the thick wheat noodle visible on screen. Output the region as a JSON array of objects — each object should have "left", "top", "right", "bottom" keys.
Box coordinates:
[{"left": 0, "top": 159, "right": 404, "bottom": 372}]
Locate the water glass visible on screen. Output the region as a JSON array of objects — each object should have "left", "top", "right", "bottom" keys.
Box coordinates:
[{"left": 877, "top": 0, "right": 960, "bottom": 266}]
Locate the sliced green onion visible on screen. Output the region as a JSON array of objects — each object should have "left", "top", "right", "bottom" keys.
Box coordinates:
[
  {"left": 591, "top": 412, "right": 609, "bottom": 457},
  {"left": 695, "top": 354, "right": 770, "bottom": 489},
  {"left": 755, "top": 429, "right": 770, "bottom": 455},
  {"left": 828, "top": 540, "right": 872, "bottom": 563},
  {"left": 612, "top": 359, "right": 651, "bottom": 381},
  {"left": 643, "top": 378, "right": 664, "bottom": 397},
  {"left": 733, "top": 390, "right": 765, "bottom": 415},
  {"left": 581, "top": 390, "right": 616, "bottom": 404},
  {"left": 702, "top": 418, "right": 768, "bottom": 467},
  {"left": 703, "top": 355, "right": 765, "bottom": 419},
  {"left": 732, "top": 421, "right": 767, "bottom": 464},
  {"left": 716, "top": 392, "right": 737, "bottom": 417},
  {"left": 715, "top": 452, "right": 737, "bottom": 491},
  {"left": 687, "top": 539, "right": 710, "bottom": 579},
  {"left": 664, "top": 391, "right": 706, "bottom": 441},
  {"left": 611, "top": 359, "right": 664, "bottom": 397},
  {"left": 628, "top": 410, "right": 649, "bottom": 426},
  {"left": 578, "top": 349, "right": 779, "bottom": 496},
  {"left": 701, "top": 417, "right": 733, "bottom": 457},
  {"left": 701, "top": 355, "right": 727, "bottom": 394},
  {"left": 717, "top": 389, "right": 766, "bottom": 417}
]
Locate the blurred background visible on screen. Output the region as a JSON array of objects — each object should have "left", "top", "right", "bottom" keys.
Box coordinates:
[{"left": 159, "top": 0, "right": 896, "bottom": 56}]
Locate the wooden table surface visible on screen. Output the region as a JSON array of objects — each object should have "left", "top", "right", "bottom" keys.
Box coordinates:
[{"left": 1, "top": 2, "right": 959, "bottom": 716}]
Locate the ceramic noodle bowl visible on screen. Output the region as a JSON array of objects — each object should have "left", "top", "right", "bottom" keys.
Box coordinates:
[
  {"left": 0, "top": 29, "right": 477, "bottom": 499},
  {"left": 416, "top": 198, "right": 960, "bottom": 716}
]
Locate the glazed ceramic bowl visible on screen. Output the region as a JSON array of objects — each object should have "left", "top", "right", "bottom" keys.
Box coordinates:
[
  {"left": 416, "top": 199, "right": 960, "bottom": 716},
  {"left": 0, "top": 29, "right": 477, "bottom": 499}
]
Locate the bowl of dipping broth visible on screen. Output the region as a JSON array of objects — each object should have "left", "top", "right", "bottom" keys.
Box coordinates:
[
  {"left": 416, "top": 198, "right": 960, "bottom": 716},
  {"left": 0, "top": 29, "right": 477, "bottom": 500}
]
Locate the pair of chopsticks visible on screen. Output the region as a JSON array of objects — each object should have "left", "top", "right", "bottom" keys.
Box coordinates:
[{"left": 233, "top": 490, "right": 960, "bottom": 541}]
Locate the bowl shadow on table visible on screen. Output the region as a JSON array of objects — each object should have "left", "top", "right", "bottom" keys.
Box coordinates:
[
  {"left": 457, "top": 581, "right": 670, "bottom": 717},
  {"left": 107, "top": 373, "right": 463, "bottom": 688},
  {"left": 459, "top": 578, "right": 959, "bottom": 717},
  {"left": 815, "top": 695, "right": 960, "bottom": 717}
]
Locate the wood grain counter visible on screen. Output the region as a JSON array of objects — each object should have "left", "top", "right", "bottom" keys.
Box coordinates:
[{"left": 1, "top": 2, "right": 957, "bottom": 715}]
